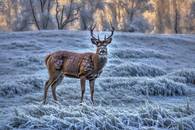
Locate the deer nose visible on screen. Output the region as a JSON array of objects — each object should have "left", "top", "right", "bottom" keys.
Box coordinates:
[{"left": 100, "top": 49, "right": 106, "bottom": 54}]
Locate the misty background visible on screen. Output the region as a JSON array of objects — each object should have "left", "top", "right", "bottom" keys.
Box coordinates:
[{"left": 0, "top": 0, "right": 195, "bottom": 33}]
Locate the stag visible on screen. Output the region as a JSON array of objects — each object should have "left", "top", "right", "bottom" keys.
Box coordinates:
[{"left": 43, "top": 25, "right": 114, "bottom": 104}]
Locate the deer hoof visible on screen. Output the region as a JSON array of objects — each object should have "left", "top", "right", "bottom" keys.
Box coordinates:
[
  {"left": 42, "top": 100, "right": 47, "bottom": 105},
  {"left": 91, "top": 101, "right": 95, "bottom": 106},
  {"left": 79, "top": 102, "right": 84, "bottom": 106},
  {"left": 53, "top": 100, "right": 60, "bottom": 105}
]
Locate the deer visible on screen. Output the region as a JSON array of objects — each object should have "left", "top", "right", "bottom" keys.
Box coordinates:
[{"left": 43, "top": 24, "right": 114, "bottom": 104}]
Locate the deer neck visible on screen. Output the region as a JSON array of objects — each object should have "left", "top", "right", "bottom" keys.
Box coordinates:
[{"left": 94, "top": 52, "right": 107, "bottom": 71}]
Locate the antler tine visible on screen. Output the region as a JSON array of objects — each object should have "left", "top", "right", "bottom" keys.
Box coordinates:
[
  {"left": 90, "top": 24, "right": 97, "bottom": 40},
  {"left": 106, "top": 23, "right": 115, "bottom": 39},
  {"left": 90, "top": 24, "right": 96, "bottom": 31}
]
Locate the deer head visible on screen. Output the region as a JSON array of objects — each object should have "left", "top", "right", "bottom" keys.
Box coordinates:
[{"left": 90, "top": 24, "right": 115, "bottom": 57}]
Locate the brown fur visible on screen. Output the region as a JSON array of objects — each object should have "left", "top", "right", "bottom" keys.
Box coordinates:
[
  {"left": 45, "top": 51, "right": 104, "bottom": 78},
  {"left": 43, "top": 51, "right": 107, "bottom": 104}
]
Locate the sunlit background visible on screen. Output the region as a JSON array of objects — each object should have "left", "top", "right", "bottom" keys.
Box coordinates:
[{"left": 0, "top": 0, "right": 195, "bottom": 33}]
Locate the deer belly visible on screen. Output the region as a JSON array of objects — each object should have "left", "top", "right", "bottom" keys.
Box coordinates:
[{"left": 87, "top": 71, "right": 102, "bottom": 80}]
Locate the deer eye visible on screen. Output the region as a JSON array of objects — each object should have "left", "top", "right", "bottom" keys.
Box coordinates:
[{"left": 97, "top": 43, "right": 102, "bottom": 46}]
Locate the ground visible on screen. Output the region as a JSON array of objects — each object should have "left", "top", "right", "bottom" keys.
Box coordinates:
[{"left": 0, "top": 30, "right": 195, "bottom": 130}]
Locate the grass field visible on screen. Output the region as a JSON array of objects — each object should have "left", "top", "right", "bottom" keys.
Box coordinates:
[{"left": 0, "top": 30, "right": 195, "bottom": 130}]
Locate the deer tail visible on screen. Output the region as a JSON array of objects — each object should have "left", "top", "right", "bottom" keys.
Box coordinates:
[{"left": 45, "top": 54, "right": 51, "bottom": 67}]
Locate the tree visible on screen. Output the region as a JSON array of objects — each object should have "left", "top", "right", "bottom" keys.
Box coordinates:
[
  {"left": 12, "top": 1, "right": 32, "bottom": 31},
  {"left": 189, "top": 2, "right": 195, "bottom": 33},
  {"left": 29, "top": 0, "right": 53, "bottom": 30},
  {"left": 55, "top": 0, "right": 80, "bottom": 29},
  {"left": 120, "top": 0, "right": 150, "bottom": 32},
  {"left": 173, "top": 0, "right": 179, "bottom": 33},
  {"left": 79, "top": 0, "right": 99, "bottom": 30}
]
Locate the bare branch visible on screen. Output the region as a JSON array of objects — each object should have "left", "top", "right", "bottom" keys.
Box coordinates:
[
  {"left": 61, "top": 0, "right": 80, "bottom": 29},
  {"left": 66, "top": 0, "right": 74, "bottom": 23},
  {"left": 40, "top": 0, "right": 43, "bottom": 12},
  {"left": 40, "top": 0, "right": 47, "bottom": 12},
  {"left": 60, "top": 5, "right": 65, "bottom": 27},
  {"left": 45, "top": 0, "right": 51, "bottom": 28},
  {"left": 54, "top": 0, "right": 79, "bottom": 29},
  {"left": 62, "top": 17, "right": 78, "bottom": 27},
  {"left": 55, "top": 0, "right": 60, "bottom": 29},
  {"left": 30, "top": 0, "right": 40, "bottom": 30}
]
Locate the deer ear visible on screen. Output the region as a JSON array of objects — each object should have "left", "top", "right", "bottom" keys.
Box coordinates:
[
  {"left": 91, "top": 38, "right": 98, "bottom": 45},
  {"left": 106, "top": 38, "right": 112, "bottom": 45}
]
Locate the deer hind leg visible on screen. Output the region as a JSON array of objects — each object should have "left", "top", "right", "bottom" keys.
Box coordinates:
[
  {"left": 43, "top": 69, "right": 63, "bottom": 104},
  {"left": 43, "top": 80, "right": 50, "bottom": 104},
  {"left": 51, "top": 73, "right": 64, "bottom": 101},
  {"left": 80, "top": 77, "right": 86, "bottom": 103},
  {"left": 43, "top": 54, "right": 64, "bottom": 104},
  {"left": 43, "top": 77, "right": 57, "bottom": 104}
]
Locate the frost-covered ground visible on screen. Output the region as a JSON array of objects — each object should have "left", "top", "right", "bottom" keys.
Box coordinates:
[{"left": 0, "top": 30, "right": 195, "bottom": 130}]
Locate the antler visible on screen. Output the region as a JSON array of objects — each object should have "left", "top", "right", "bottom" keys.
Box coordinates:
[
  {"left": 105, "top": 24, "right": 115, "bottom": 40},
  {"left": 90, "top": 24, "right": 98, "bottom": 40}
]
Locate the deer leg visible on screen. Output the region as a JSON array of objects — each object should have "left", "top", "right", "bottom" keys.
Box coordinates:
[
  {"left": 89, "top": 79, "right": 95, "bottom": 104},
  {"left": 51, "top": 82, "right": 58, "bottom": 101},
  {"left": 43, "top": 77, "right": 58, "bottom": 104},
  {"left": 51, "top": 74, "right": 64, "bottom": 101},
  {"left": 80, "top": 77, "right": 86, "bottom": 103},
  {"left": 43, "top": 79, "right": 51, "bottom": 104}
]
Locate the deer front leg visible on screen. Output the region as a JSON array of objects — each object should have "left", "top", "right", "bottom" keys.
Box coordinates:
[
  {"left": 89, "top": 79, "right": 95, "bottom": 104},
  {"left": 80, "top": 77, "right": 86, "bottom": 103}
]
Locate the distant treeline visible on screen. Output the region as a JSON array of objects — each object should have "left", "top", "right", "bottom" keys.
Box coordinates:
[{"left": 0, "top": 0, "right": 194, "bottom": 33}]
